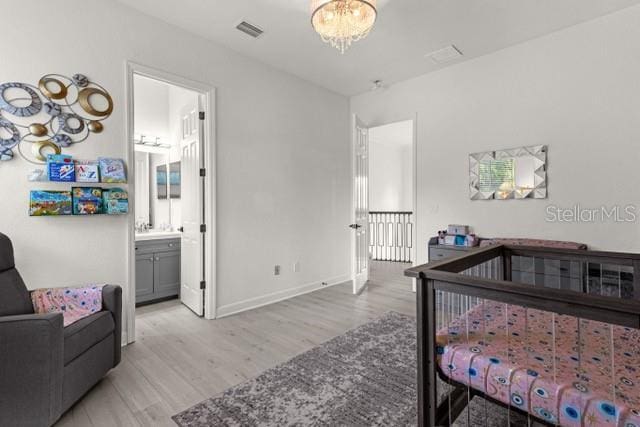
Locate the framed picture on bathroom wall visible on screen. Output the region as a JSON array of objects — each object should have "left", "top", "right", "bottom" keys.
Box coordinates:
[
  {"left": 169, "top": 161, "right": 181, "bottom": 199},
  {"left": 156, "top": 164, "right": 167, "bottom": 199}
]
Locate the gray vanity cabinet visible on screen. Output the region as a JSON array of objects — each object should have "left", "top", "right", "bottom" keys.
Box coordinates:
[
  {"left": 135, "top": 253, "right": 155, "bottom": 301},
  {"left": 135, "top": 238, "right": 181, "bottom": 305}
]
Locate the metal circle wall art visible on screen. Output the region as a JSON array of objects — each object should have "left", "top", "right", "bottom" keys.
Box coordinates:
[{"left": 0, "top": 73, "right": 112, "bottom": 165}]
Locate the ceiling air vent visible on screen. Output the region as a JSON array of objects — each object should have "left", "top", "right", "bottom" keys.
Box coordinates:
[
  {"left": 426, "top": 45, "right": 463, "bottom": 64},
  {"left": 236, "top": 21, "right": 264, "bottom": 39}
]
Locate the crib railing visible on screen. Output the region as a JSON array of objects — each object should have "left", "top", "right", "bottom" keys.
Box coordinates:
[{"left": 406, "top": 244, "right": 640, "bottom": 427}]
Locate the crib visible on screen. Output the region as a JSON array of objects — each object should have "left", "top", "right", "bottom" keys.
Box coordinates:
[{"left": 405, "top": 244, "right": 640, "bottom": 427}]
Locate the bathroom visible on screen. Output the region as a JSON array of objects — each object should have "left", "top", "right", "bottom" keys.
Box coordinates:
[{"left": 132, "top": 74, "right": 201, "bottom": 307}]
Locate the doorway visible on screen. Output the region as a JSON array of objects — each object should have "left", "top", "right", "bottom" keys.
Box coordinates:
[
  {"left": 125, "top": 63, "right": 216, "bottom": 344},
  {"left": 351, "top": 117, "right": 416, "bottom": 294}
]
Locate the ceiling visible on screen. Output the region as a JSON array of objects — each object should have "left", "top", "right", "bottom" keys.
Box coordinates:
[{"left": 115, "top": 0, "right": 640, "bottom": 96}]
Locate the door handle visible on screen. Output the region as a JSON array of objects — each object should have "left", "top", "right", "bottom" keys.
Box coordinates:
[
  {"left": 349, "top": 224, "right": 362, "bottom": 229},
  {"left": 178, "top": 226, "right": 184, "bottom": 232}
]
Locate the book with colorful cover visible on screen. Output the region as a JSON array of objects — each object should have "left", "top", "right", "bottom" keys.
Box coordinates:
[
  {"left": 72, "top": 187, "right": 103, "bottom": 215},
  {"left": 75, "top": 161, "right": 99, "bottom": 183},
  {"left": 103, "top": 188, "right": 129, "bottom": 215},
  {"left": 29, "top": 191, "right": 72, "bottom": 216},
  {"left": 98, "top": 158, "right": 127, "bottom": 183},
  {"left": 47, "top": 154, "right": 75, "bottom": 182}
]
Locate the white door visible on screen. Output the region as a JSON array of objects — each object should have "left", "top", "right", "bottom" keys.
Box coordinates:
[
  {"left": 351, "top": 115, "right": 370, "bottom": 294},
  {"left": 180, "top": 101, "right": 204, "bottom": 316}
]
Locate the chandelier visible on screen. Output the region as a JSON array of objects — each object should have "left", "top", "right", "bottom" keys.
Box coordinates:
[{"left": 311, "top": 0, "right": 377, "bottom": 54}]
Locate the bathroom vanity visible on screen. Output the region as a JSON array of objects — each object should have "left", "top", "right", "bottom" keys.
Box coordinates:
[{"left": 135, "top": 234, "right": 181, "bottom": 305}]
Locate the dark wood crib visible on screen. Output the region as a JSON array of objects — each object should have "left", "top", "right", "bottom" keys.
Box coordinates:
[{"left": 406, "top": 244, "right": 640, "bottom": 427}]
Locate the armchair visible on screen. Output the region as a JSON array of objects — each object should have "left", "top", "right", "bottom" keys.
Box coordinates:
[{"left": 0, "top": 233, "right": 122, "bottom": 426}]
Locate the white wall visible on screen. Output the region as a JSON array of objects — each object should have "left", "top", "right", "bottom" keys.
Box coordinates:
[
  {"left": 0, "top": 1, "right": 350, "bottom": 326},
  {"left": 369, "top": 121, "right": 414, "bottom": 212},
  {"left": 133, "top": 76, "right": 170, "bottom": 140},
  {"left": 352, "top": 5, "right": 640, "bottom": 263}
]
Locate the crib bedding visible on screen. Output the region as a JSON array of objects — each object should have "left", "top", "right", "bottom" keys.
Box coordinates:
[{"left": 437, "top": 301, "right": 640, "bottom": 426}]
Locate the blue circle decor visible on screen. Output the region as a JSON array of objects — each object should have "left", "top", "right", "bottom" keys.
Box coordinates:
[
  {"left": 534, "top": 387, "right": 550, "bottom": 398},
  {"left": 489, "top": 357, "right": 500, "bottom": 364},
  {"left": 0, "top": 147, "right": 13, "bottom": 161},
  {"left": 72, "top": 74, "right": 89, "bottom": 87},
  {"left": 0, "top": 82, "right": 42, "bottom": 117},
  {"left": 468, "top": 368, "right": 477, "bottom": 377},
  {"left": 436, "top": 346, "right": 445, "bottom": 355},
  {"left": 44, "top": 102, "right": 62, "bottom": 117},
  {"left": 57, "top": 113, "right": 85, "bottom": 135},
  {"left": 470, "top": 346, "right": 481, "bottom": 353},
  {"left": 563, "top": 405, "right": 580, "bottom": 420},
  {"left": 511, "top": 393, "right": 524, "bottom": 406},
  {"left": 0, "top": 119, "right": 20, "bottom": 149},
  {"left": 527, "top": 369, "right": 539, "bottom": 377},
  {"left": 533, "top": 407, "right": 557, "bottom": 423},
  {"left": 598, "top": 401, "right": 617, "bottom": 418},
  {"left": 52, "top": 134, "right": 72, "bottom": 148}
]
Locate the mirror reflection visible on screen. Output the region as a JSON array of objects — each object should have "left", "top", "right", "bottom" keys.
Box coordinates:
[{"left": 470, "top": 145, "right": 547, "bottom": 200}]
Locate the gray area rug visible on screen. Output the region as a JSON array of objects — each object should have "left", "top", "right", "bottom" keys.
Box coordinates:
[{"left": 173, "top": 312, "right": 529, "bottom": 426}]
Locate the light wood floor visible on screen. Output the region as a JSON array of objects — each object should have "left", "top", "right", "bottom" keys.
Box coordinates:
[{"left": 57, "top": 265, "right": 415, "bottom": 426}]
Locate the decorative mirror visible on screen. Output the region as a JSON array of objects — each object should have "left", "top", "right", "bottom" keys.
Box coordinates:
[{"left": 469, "top": 145, "right": 547, "bottom": 200}]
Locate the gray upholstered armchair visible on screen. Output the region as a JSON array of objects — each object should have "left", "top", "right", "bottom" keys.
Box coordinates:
[{"left": 0, "top": 233, "right": 122, "bottom": 426}]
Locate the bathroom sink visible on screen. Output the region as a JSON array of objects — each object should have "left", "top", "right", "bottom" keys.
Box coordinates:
[{"left": 135, "top": 230, "right": 182, "bottom": 241}]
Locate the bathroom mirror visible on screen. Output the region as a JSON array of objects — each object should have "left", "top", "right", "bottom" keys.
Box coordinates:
[{"left": 469, "top": 145, "right": 547, "bottom": 200}]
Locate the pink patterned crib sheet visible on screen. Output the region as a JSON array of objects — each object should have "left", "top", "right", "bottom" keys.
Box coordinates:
[
  {"left": 437, "top": 301, "right": 640, "bottom": 426},
  {"left": 31, "top": 285, "right": 104, "bottom": 327}
]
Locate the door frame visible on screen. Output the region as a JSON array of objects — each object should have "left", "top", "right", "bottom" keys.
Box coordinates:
[
  {"left": 124, "top": 61, "right": 217, "bottom": 345},
  {"left": 352, "top": 114, "right": 419, "bottom": 293}
]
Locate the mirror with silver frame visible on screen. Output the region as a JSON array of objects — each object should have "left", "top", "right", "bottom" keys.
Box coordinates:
[{"left": 469, "top": 145, "right": 547, "bottom": 200}]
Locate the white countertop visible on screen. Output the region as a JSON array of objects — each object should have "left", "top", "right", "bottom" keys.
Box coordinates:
[{"left": 135, "top": 231, "right": 182, "bottom": 241}]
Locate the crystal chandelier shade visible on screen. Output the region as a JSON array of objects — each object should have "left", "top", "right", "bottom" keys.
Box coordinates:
[{"left": 311, "top": 0, "right": 377, "bottom": 54}]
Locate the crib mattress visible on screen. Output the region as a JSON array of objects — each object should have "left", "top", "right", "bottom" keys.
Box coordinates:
[{"left": 437, "top": 301, "right": 640, "bottom": 426}]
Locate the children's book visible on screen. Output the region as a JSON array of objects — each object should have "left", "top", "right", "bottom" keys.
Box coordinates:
[
  {"left": 103, "top": 188, "right": 129, "bottom": 215},
  {"left": 72, "top": 187, "right": 103, "bottom": 215},
  {"left": 98, "top": 158, "right": 127, "bottom": 183},
  {"left": 75, "top": 161, "right": 99, "bottom": 183},
  {"left": 29, "top": 191, "right": 72, "bottom": 216}
]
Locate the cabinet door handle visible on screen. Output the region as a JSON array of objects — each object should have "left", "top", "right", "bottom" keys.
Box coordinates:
[
  {"left": 168, "top": 243, "right": 174, "bottom": 247},
  {"left": 148, "top": 257, "right": 154, "bottom": 262},
  {"left": 155, "top": 257, "right": 160, "bottom": 261}
]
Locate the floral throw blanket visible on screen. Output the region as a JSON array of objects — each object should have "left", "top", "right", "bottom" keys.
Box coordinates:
[{"left": 31, "top": 285, "right": 104, "bottom": 327}]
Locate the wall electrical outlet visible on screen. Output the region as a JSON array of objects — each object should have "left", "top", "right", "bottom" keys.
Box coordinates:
[
  {"left": 293, "top": 261, "right": 300, "bottom": 273},
  {"left": 274, "top": 265, "right": 281, "bottom": 276}
]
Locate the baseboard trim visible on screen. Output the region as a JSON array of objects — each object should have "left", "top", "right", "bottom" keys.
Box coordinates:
[{"left": 216, "top": 274, "right": 351, "bottom": 319}]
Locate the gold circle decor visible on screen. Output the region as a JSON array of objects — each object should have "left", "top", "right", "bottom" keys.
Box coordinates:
[
  {"left": 87, "top": 120, "right": 103, "bottom": 133},
  {"left": 28, "top": 123, "right": 48, "bottom": 137},
  {"left": 38, "top": 77, "right": 68, "bottom": 100},
  {"left": 31, "top": 140, "right": 61, "bottom": 162},
  {"left": 78, "top": 87, "right": 113, "bottom": 117}
]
